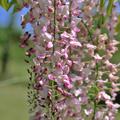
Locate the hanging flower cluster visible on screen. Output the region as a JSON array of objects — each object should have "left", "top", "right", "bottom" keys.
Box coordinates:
[{"left": 20, "top": 0, "right": 120, "bottom": 120}]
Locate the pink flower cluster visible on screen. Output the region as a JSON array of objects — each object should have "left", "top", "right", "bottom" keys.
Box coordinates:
[{"left": 20, "top": 0, "right": 120, "bottom": 120}]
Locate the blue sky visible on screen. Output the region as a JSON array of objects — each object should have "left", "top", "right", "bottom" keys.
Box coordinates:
[
  {"left": 0, "top": 5, "right": 33, "bottom": 33},
  {"left": 0, "top": 5, "right": 29, "bottom": 27}
]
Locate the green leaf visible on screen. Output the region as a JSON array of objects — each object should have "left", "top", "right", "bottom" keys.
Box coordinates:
[
  {"left": 100, "top": 0, "right": 105, "bottom": 10},
  {"left": 115, "top": 23, "right": 120, "bottom": 33},
  {"left": 107, "top": 0, "right": 114, "bottom": 16},
  {"left": 0, "top": 0, "right": 19, "bottom": 11},
  {"left": 88, "top": 85, "right": 99, "bottom": 100},
  {"left": 98, "top": 15, "right": 105, "bottom": 26},
  {"left": 0, "top": 0, "right": 29, "bottom": 12},
  {"left": 0, "top": 0, "right": 11, "bottom": 10},
  {"left": 105, "top": 82, "right": 112, "bottom": 88},
  {"left": 101, "top": 27, "right": 109, "bottom": 35},
  {"left": 94, "top": 14, "right": 106, "bottom": 28},
  {"left": 115, "top": 15, "right": 120, "bottom": 33}
]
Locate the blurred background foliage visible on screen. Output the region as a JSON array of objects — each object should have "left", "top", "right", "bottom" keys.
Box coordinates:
[
  {"left": 0, "top": 1, "right": 29, "bottom": 120},
  {"left": 0, "top": 24, "right": 29, "bottom": 119},
  {"left": 0, "top": 0, "right": 120, "bottom": 120}
]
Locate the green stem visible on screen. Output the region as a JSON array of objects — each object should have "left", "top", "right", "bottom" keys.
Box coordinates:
[
  {"left": 69, "top": 0, "right": 72, "bottom": 24},
  {"left": 92, "top": 100, "right": 97, "bottom": 120},
  {"left": 52, "top": 0, "right": 56, "bottom": 54}
]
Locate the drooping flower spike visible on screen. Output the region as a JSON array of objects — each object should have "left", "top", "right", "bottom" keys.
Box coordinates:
[{"left": 21, "top": 0, "right": 120, "bottom": 120}]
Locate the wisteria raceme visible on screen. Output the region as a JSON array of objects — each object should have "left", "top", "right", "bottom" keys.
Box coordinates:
[{"left": 20, "top": 0, "right": 120, "bottom": 120}]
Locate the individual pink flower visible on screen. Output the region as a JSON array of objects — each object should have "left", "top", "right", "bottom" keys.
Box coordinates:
[
  {"left": 61, "top": 31, "right": 70, "bottom": 39},
  {"left": 84, "top": 108, "right": 93, "bottom": 116},
  {"left": 109, "top": 73, "right": 119, "bottom": 82},
  {"left": 70, "top": 41, "right": 82, "bottom": 47},
  {"left": 61, "top": 75, "right": 73, "bottom": 89},
  {"left": 97, "top": 91, "right": 111, "bottom": 100},
  {"left": 106, "top": 40, "right": 119, "bottom": 53},
  {"left": 93, "top": 54, "right": 102, "bottom": 62},
  {"left": 106, "top": 100, "right": 120, "bottom": 110},
  {"left": 48, "top": 74, "right": 55, "bottom": 80},
  {"left": 105, "top": 60, "right": 117, "bottom": 73},
  {"left": 74, "top": 89, "right": 82, "bottom": 97},
  {"left": 46, "top": 41, "right": 53, "bottom": 49}
]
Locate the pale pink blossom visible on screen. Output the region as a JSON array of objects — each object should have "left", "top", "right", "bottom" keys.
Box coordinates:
[
  {"left": 98, "top": 91, "right": 111, "bottom": 100},
  {"left": 106, "top": 100, "right": 120, "bottom": 110},
  {"left": 84, "top": 108, "right": 93, "bottom": 116},
  {"left": 94, "top": 54, "right": 102, "bottom": 62},
  {"left": 109, "top": 73, "right": 119, "bottom": 82},
  {"left": 70, "top": 41, "right": 82, "bottom": 47},
  {"left": 46, "top": 41, "right": 53, "bottom": 49},
  {"left": 20, "top": 0, "right": 120, "bottom": 119},
  {"left": 99, "top": 33, "right": 108, "bottom": 43},
  {"left": 105, "top": 60, "right": 117, "bottom": 73}
]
